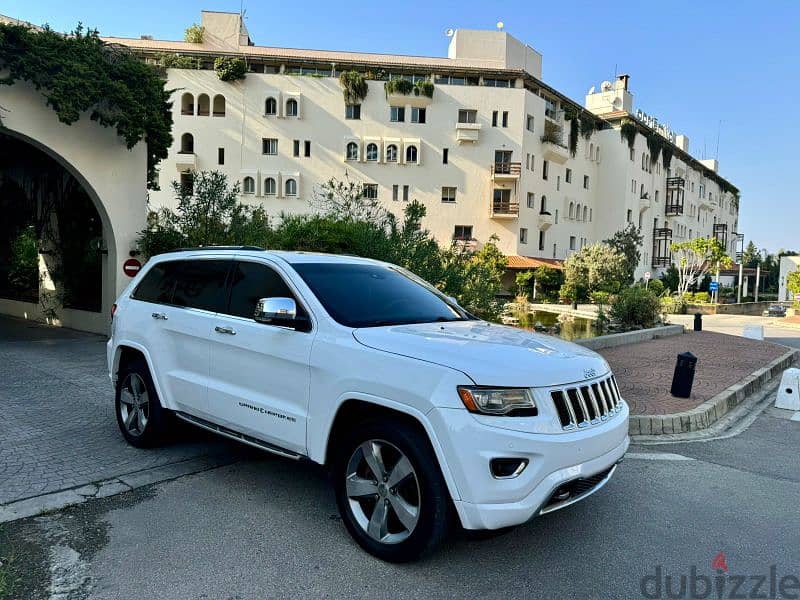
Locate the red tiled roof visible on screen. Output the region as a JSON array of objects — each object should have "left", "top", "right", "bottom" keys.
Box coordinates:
[{"left": 505, "top": 256, "right": 564, "bottom": 270}]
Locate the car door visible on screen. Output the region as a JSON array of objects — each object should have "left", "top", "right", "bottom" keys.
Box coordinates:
[
  {"left": 206, "top": 259, "right": 314, "bottom": 454},
  {"left": 129, "top": 258, "right": 230, "bottom": 418}
]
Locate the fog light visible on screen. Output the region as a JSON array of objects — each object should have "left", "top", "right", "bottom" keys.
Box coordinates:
[{"left": 490, "top": 458, "right": 529, "bottom": 479}]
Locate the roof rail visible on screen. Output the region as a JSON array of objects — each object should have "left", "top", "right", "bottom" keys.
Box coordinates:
[{"left": 167, "top": 245, "right": 266, "bottom": 253}]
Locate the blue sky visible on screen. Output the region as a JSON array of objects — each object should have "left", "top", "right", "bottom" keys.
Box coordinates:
[{"left": 6, "top": 0, "right": 799, "bottom": 253}]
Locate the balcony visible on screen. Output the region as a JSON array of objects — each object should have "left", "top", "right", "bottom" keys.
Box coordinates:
[
  {"left": 538, "top": 211, "right": 554, "bottom": 230},
  {"left": 542, "top": 141, "right": 569, "bottom": 165},
  {"left": 713, "top": 223, "right": 728, "bottom": 247},
  {"left": 456, "top": 122, "right": 481, "bottom": 144},
  {"left": 491, "top": 197, "right": 519, "bottom": 219},
  {"left": 652, "top": 227, "right": 673, "bottom": 267},
  {"left": 665, "top": 177, "right": 685, "bottom": 216},
  {"left": 491, "top": 162, "right": 521, "bottom": 180},
  {"left": 664, "top": 202, "right": 683, "bottom": 217},
  {"left": 175, "top": 151, "right": 196, "bottom": 171},
  {"left": 639, "top": 191, "right": 651, "bottom": 212}
]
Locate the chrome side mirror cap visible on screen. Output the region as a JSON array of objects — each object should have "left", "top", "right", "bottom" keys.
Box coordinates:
[{"left": 254, "top": 297, "right": 297, "bottom": 324}]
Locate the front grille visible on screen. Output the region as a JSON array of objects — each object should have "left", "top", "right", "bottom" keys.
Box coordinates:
[{"left": 550, "top": 375, "right": 623, "bottom": 430}]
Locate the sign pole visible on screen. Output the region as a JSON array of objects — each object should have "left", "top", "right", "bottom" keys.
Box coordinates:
[{"left": 755, "top": 264, "right": 760, "bottom": 303}]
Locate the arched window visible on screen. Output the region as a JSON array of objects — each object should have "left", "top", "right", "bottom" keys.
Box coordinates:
[
  {"left": 642, "top": 153, "right": 646, "bottom": 170},
  {"left": 212, "top": 94, "right": 225, "bottom": 117},
  {"left": 286, "top": 98, "right": 298, "bottom": 117},
  {"left": 366, "top": 143, "right": 378, "bottom": 161},
  {"left": 285, "top": 178, "right": 297, "bottom": 196},
  {"left": 595, "top": 146, "right": 600, "bottom": 161},
  {"left": 180, "top": 133, "right": 194, "bottom": 153},
  {"left": 405, "top": 145, "right": 418, "bottom": 163},
  {"left": 540, "top": 195, "right": 547, "bottom": 214},
  {"left": 197, "top": 94, "right": 210, "bottom": 116},
  {"left": 181, "top": 92, "right": 194, "bottom": 115},
  {"left": 243, "top": 176, "right": 255, "bottom": 194},
  {"left": 583, "top": 206, "right": 588, "bottom": 221},
  {"left": 569, "top": 202, "right": 575, "bottom": 219},
  {"left": 589, "top": 208, "right": 593, "bottom": 222},
  {"left": 386, "top": 144, "right": 398, "bottom": 162},
  {"left": 589, "top": 143, "right": 594, "bottom": 159},
  {"left": 265, "top": 97, "right": 277, "bottom": 115},
  {"left": 640, "top": 184, "right": 645, "bottom": 197},
  {"left": 655, "top": 190, "right": 659, "bottom": 202},
  {"left": 576, "top": 203, "right": 582, "bottom": 221},
  {"left": 346, "top": 142, "right": 359, "bottom": 161},
  {"left": 264, "top": 177, "right": 276, "bottom": 196}
]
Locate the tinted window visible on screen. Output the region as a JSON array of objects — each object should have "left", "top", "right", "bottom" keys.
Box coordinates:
[
  {"left": 132, "top": 262, "right": 178, "bottom": 304},
  {"left": 293, "top": 263, "right": 469, "bottom": 328},
  {"left": 225, "top": 262, "right": 300, "bottom": 319},
  {"left": 171, "top": 260, "right": 231, "bottom": 312}
]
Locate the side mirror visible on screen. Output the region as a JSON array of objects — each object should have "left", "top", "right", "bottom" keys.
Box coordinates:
[{"left": 255, "top": 297, "right": 306, "bottom": 329}]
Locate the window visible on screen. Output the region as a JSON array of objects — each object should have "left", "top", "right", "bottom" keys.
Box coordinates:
[
  {"left": 583, "top": 206, "right": 588, "bottom": 221},
  {"left": 132, "top": 261, "right": 178, "bottom": 304},
  {"left": 553, "top": 243, "right": 557, "bottom": 258},
  {"left": 441, "top": 187, "right": 457, "bottom": 203},
  {"left": 226, "top": 261, "right": 302, "bottom": 321},
  {"left": 519, "top": 228, "right": 528, "bottom": 244},
  {"left": 529, "top": 155, "right": 534, "bottom": 171},
  {"left": 457, "top": 109, "right": 477, "bottom": 124},
  {"left": 197, "top": 94, "right": 210, "bottom": 116},
  {"left": 502, "top": 111, "right": 508, "bottom": 127},
  {"left": 492, "top": 111, "right": 498, "bottom": 127},
  {"left": 392, "top": 185, "right": 399, "bottom": 201},
  {"left": 180, "top": 172, "right": 194, "bottom": 194},
  {"left": 390, "top": 106, "right": 405, "bottom": 122},
  {"left": 555, "top": 209, "right": 559, "bottom": 224},
  {"left": 595, "top": 146, "right": 600, "bottom": 162},
  {"left": 565, "top": 168, "right": 572, "bottom": 183},
  {"left": 285, "top": 178, "right": 297, "bottom": 197},
  {"left": 345, "top": 104, "right": 361, "bottom": 120},
  {"left": 264, "top": 177, "right": 276, "bottom": 196},
  {"left": 576, "top": 204, "right": 581, "bottom": 221},
  {"left": 293, "top": 140, "right": 300, "bottom": 157},
  {"left": 483, "top": 78, "right": 512, "bottom": 88},
  {"left": 453, "top": 225, "right": 473, "bottom": 241},
  {"left": 569, "top": 202, "right": 575, "bottom": 219},
  {"left": 442, "top": 148, "right": 448, "bottom": 164},
  {"left": 402, "top": 185, "right": 409, "bottom": 201},
  {"left": 218, "top": 147, "right": 225, "bottom": 165},
  {"left": 538, "top": 230, "right": 545, "bottom": 251},
  {"left": 265, "top": 97, "right": 277, "bottom": 115},
  {"left": 363, "top": 184, "right": 378, "bottom": 199},
  {"left": 526, "top": 154, "right": 530, "bottom": 170},
  {"left": 386, "top": 144, "right": 398, "bottom": 162},
  {"left": 540, "top": 195, "right": 547, "bottom": 214},
  {"left": 212, "top": 95, "right": 225, "bottom": 117},
  {"left": 304, "top": 140, "right": 311, "bottom": 157},
  {"left": 171, "top": 260, "right": 231, "bottom": 312},
  {"left": 589, "top": 208, "right": 592, "bottom": 222},
  {"left": 180, "top": 93, "right": 194, "bottom": 116},
  {"left": 405, "top": 145, "right": 418, "bottom": 164},
  {"left": 569, "top": 236, "right": 576, "bottom": 251},
  {"left": 556, "top": 176, "right": 560, "bottom": 191},
  {"left": 544, "top": 98, "right": 557, "bottom": 119},
  {"left": 180, "top": 133, "right": 194, "bottom": 154},
  {"left": 366, "top": 143, "right": 379, "bottom": 162},
  {"left": 642, "top": 153, "right": 646, "bottom": 170},
  {"left": 262, "top": 138, "right": 278, "bottom": 155},
  {"left": 640, "top": 183, "right": 645, "bottom": 197},
  {"left": 655, "top": 190, "right": 659, "bottom": 203},
  {"left": 630, "top": 147, "right": 635, "bottom": 161},
  {"left": 527, "top": 192, "right": 535, "bottom": 209},
  {"left": 243, "top": 176, "right": 255, "bottom": 194},
  {"left": 627, "top": 209, "right": 632, "bottom": 223},
  {"left": 346, "top": 141, "right": 359, "bottom": 161},
  {"left": 542, "top": 160, "right": 549, "bottom": 180},
  {"left": 411, "top": 107, "right": 426, "bottom": 123},
  {"left": 286, "top": 98, "right": 298, "bottom": 117},
  {"left": 526, "top": 114, "right": 534, "bottom": 132},
  {"left": 583, "top": 175, "right": 589, "bottom": 189}
]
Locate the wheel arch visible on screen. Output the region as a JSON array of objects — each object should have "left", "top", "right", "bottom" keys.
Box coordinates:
[{"left": 111, "top": 342, "right": 168, "bottom": 408}]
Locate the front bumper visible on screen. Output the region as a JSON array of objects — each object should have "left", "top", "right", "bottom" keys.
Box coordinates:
[{"left": 429, "top": 402, "right": 629, "bottom": 530}]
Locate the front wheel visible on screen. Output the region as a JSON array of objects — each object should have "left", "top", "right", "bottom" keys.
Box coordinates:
[
  {"left": 332, "top": 419, "right": 452, "bottom": 562},
  {"left": 115, "top": 359, "right": 170, "bottom": 448}
]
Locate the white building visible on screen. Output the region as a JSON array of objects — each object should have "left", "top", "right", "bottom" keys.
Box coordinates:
[
  {"left": 109, "top": 11, "right": 740, "bottom": 279},
  {"left": 779, "top": 256, "right": 800, "bottom": 301}
]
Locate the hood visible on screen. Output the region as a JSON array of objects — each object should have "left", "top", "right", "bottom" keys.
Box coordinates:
[{"left": 353, "top": 320, "right": 609, "bottom": 388}]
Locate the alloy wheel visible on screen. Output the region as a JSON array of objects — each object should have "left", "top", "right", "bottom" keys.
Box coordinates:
[{"left": 119, "top": 373, "right": 150, "bottom": 436}]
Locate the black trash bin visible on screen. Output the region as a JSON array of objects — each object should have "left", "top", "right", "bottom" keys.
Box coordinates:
[
  {"left": 671, "top": 352, "right": 697, "bottom": 398},
  {"left": 694, "top": 313, "right": 703, "bottom": 331}
]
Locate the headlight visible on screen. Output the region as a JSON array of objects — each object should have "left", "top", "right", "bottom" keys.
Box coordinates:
[{"left": 457, "top": 386, "right": 537, "bottom": 417}]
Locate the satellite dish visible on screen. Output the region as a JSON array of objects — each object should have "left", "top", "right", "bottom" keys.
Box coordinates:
[
  {"left": 587, "top": 85, "right": 596, "bottom": 95},
  {"left": 601, "top": 80, "right": 612, "bottom": 92},
  {"left": 612, "top": 97, "right": 622, "bottom": 109},
  {"left": 496, "top": 21, "right": 504, "bottom": 30},
  {"left": 444, "top": 28, "right": 454, "bottom": 37}
]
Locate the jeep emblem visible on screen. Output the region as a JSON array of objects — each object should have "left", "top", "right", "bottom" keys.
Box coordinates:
[{"left": 584, "top": 368, "right": 596, "bottom": 379}]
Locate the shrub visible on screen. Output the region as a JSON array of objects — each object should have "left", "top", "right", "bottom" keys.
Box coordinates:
[
  {"left": 590, "top": 291, "right": 611, "bottom": 306},
  {"left": 693, "top": 291, "right": 710, "bottom": 303},
  {"left": 646, "top": 278, "right": 664, "bottom": 295},
  {"left": 384, "top": 78, "right": 414, "bottom": 97},
  {"left": 339, "top": 70, "right": 368, "bottom": 104},
  {"left": 610, "top": 286, "right": 661, "bottom": 329},
  {"left": 214, "top": 57, "right": 247, "bottom": 82},
  {"left": 660, "top": 295, "right": 687, "bottom": 315},
  {"left": 682, "top": 292, "right": 695, "bottom": 303},
  {"left": 415, "top": 80, "right": 434, "bottom": 98}
]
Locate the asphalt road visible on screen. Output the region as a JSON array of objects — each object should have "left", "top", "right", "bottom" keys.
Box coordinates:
[{"left": 668, "top": 313, "right": 800, "bottom": 350}]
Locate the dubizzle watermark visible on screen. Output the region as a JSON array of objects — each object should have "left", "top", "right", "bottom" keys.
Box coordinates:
[{"left": 640, "top": 552, "right": 800, "bottom": 599}]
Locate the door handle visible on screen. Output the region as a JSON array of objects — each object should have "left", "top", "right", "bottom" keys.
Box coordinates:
[
  {"left": 151, "top": 312, "right": 168, "bottom": 320},
  {"left": 214, "top": 325, "right": 236, "bottom": 335}
]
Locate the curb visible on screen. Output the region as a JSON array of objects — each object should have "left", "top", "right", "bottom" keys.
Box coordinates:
[
  {"left": 628, "top": 349, "right": 800, "bottom": 436},
  {"left": 575, "top": 324, "right": 684, "bottom": 351}
]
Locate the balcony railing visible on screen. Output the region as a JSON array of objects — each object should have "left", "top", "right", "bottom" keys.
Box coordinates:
[
  {"left": 491, "top": 198, "right": 520, "bottom": 218},
  {"left": 665, "top": 203, "right": 684, "bottom": 217},
  {"left": 491, "top": 162, "right": 521, "bottom": 178},
  {"left": 652, "top": 227, "right": 673, "bottom": 267},
  {"left": 666, "top": 177, "right": 685, "bottom": 189},
  {"left": 713, "top": 223, "right": 728, "bottom": 247}
]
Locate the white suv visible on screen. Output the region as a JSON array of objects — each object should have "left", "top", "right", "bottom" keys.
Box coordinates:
[{"left": 108, "top": 248, "right": 629, "bottom": 561}]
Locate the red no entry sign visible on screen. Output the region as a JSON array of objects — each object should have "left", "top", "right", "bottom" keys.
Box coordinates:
[{"left": 122, "top": 258, "right": 142, "bottom": 277}]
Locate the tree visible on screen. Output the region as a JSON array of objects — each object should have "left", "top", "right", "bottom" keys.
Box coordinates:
[
  {"left": 742, "top": 241, "right": 761, "bottom": 268},
  {"left": 604, "top": 224, "right": 644, "bottom": 284},
  {"left": 310, "top": 172, "right": 388, "bottom": 224},
  {"left": 670, "top": 237, "right": 732, "bottom": 296},
  {"left": 561, "top": 243, "right": 627, "bottom": 301},
  {"left": 787, "top": 270, "right": 800, "bottom": 298},
  {"left": 660, "top": 264, "right": 680, "bottom": 293}
]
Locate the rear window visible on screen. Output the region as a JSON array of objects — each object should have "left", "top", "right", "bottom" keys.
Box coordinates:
[
  {"left": 132, "top": 259, "right": 230, "bottom": 312},
  {"left": 132, "top": 262, "right": 177, "bottom": 304}
]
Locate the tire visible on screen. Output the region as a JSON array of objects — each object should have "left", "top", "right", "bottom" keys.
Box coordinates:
[
  {"left": 331, "top": 418, "right": 452, "bottom": 562},
  {"left": 115, "top": 359, "right": 170, "bottom": 448}
]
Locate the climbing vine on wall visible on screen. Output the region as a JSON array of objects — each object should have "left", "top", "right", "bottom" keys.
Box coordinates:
[
  {"left": 620, "top": 119, "right": 638, "bottom": 150},
  {"left": 579, "top": 112, "right": 596, "bottom": 140},
  {"left": 646, "top": 131, "right": 663, "bottom": 165},
  {"left": 339, "top": 71, "right": 369, "bottom": 104},
  {"left": 564, "top": 109, "right": 579, "bottom": 157},
  {"left": 661, "top": 144, "right": 673, "bottom": 171},
  {"left": 214, "top": 57, "right": 247, "bottom": 81},
  {"left": 0, "top": 22, "right": 173, "bottom": 190}
]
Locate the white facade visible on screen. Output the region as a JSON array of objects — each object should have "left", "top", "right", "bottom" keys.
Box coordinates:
[
  {"left": 112, "top": 11, "right": 741, "bottom": 279},
  {"left": 779, "top": 256, "right": 800, "bottom": 301}
]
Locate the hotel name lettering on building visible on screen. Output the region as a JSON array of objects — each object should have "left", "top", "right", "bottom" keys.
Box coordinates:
[{"left": 635, "top": 110, "right": 677, "bottom": 143}]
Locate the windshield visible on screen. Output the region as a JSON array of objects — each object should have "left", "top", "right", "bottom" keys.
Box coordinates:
[{"left": 292, "top": 262, "right": 473, "bottom": 328}]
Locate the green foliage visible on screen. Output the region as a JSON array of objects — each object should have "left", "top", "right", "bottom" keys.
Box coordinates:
[
  {"left": 541, "top": 120, "right": 563, "bottom": 145},
  {"left": 384, "top": 78, "right": 414, "bottom": 97},
  {"left": 415, "top": 79, "right": 434, "bottom": 98},
  {"left": 562, "top": 242, "right": 627, "bottom": 301},
  {"left": 579, "top": 112, "right": 596, "bottom": 140},
  {"left": 646, "top": 278, "right": 665, "bottom": 296},
  {"left": 516, "top": 266, "right": 563, "bottom": 302},
  {"left": 620, "top": 120, "right": 638, "bottom": 150},
  {"left": 515, "top": 270, "right": 534, "bottom": 296},
  {"left": 568, "top": 116, "right": 579, "bottom": 157},
  {"left": 610, "top": 286, "right": 661, "bottom": 329},
  {"left": 742, "top": 241, "right": 760, "bottom": 268},
  {"left": 590, "top": 291, "right": 611, "bottom": 306},
  {"left": 671, "top": 237, "right": 732, "bottom": 295},
  {"left": 604, "top": 223, "right": 644, "bottom": 285},
  {"left": 0, "top": 22, "right": 173, "bottom": 189},
  {"left": 157, "top": 53, "right": 201, "bottom": 69},
  {"left": 661, "top": 145, "right": 673, "bottom": 170},
  {"left": 339, "top": 70, "right": 369, "bottom": 104},
  {"left": 660, "top": 294, "right": 687, "bottom": 315},
  {"left": 7, "top": 226, "right": 39, "bottom": 295},
  {"left": 660, "top": 264, "right": 679, "bottom": 292},
  {"left": 646, "top": 132, "right": 663, "bottom": 165},
  {"left": 693, "top": 291, "right": 710, "bottom": 303},
  {"left": 214, "top": 57, "right": 247, "bottom": 82},
  {"left": 184, "top": 23, "right": 204, "bottom": 43},
  {"left": 788, "top": 270, "right": 800, "bottom": 297}
]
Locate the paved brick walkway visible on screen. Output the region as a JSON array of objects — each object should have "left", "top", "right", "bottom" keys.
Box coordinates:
[
  {"left": 0, "top": 316, "right": 247, "bottom": 506},
  {"left": 598, "top": 331, "right": 788, "bottom": 415}
]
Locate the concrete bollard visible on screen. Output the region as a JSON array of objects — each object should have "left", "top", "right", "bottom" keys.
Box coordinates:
[
  {"left": 742, "top": 324, "right": 764, "bottom": 340},
  {"left": 775, "top": 368, "right": 800, "bottom": 411}
]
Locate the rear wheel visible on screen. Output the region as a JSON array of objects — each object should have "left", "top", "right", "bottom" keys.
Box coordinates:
[
  {"left": 332, "top": 419, "right": 451, "bottom": 562},
  {"left": 115, "top": 360, "right": 169, "bottom": 448}
]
